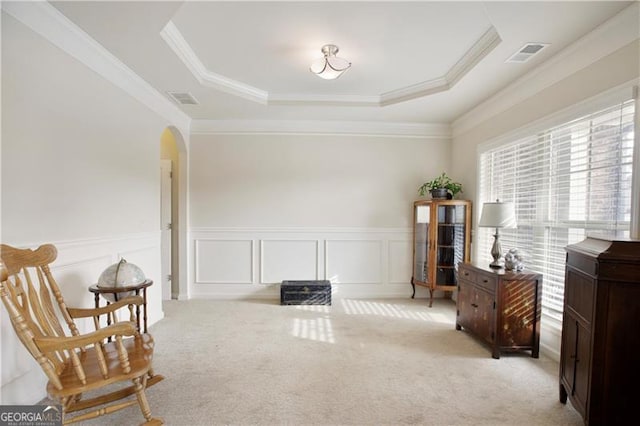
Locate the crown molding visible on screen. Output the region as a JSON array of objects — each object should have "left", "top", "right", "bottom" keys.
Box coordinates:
[
  {"left": 380, "top": 26, "right": 501, "bottom": 106},
  {"left": 190, "top": 120, "right": 451, "bottom": 139},
  {"left": 379, "top": 77, "right": 449, "bottom": 107},
  {"left": 267, "top": 93, "right": 380, "bottom": 107},
  {"left": 160, "top": 21, "right": 268, "bottom": 104},
  {"left": 162, "top": 20, "right": 501, "bottom": 108},
  {"left": 452, "top": 2, "right": 640, "bottom": 138},
  {"left": 446, "top": 26, "right": 502, "bottom": 86},
  {"left": 2, "top": 1, "right": 192, "bottom": 133}
]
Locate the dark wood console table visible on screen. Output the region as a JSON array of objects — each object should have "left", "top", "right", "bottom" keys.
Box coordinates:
[{"left": 456, "top": 262, "right": 542, "bottom": 359}]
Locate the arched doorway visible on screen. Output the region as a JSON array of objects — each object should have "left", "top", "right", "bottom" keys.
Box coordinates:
[{"left": 160, "top": 126, "right": 188, "bottom": 300}]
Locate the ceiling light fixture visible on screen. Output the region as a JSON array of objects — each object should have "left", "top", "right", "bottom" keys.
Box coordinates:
[{"left": 310, "top": 44, "right": 351, "bottom": 80}]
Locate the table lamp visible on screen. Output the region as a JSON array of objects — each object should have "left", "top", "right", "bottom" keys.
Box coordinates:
[{"left": 478, "top": 200, "right": 517, "bottom": 268}]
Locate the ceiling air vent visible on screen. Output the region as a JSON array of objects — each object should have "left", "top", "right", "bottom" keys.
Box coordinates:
[
  {"left": 167, "top": 91, "right": 199, "bottom": 105},
  {"left": 506, "top": 43, "right": 549, "bottom": 63}
]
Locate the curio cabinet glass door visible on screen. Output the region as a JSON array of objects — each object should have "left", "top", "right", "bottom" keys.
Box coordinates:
[{"left": 411, "top": 199, "right": 471, "bottom": 307}]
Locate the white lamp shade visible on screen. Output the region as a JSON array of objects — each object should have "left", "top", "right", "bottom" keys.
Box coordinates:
[{"left": 478, "top": 201, "right": 517, "bottom": 228}]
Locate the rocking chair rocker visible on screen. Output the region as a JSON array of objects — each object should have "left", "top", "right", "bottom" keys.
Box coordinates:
[{"left": 0, "top": 244, "right": 163, "bottom": 425}]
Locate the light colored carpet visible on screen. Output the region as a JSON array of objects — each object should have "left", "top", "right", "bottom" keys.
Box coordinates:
[{"left": 54, "top": 298, "right": 582, "bottom": 425}]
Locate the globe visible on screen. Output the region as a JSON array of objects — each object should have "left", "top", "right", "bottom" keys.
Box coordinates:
[{"left": 97, "top": 258, "right": 146, "bottom": 302}]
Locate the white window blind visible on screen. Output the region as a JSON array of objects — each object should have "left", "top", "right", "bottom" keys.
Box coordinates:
[{"left": 478, "top": 99, "right": 635, "bottom": 321}]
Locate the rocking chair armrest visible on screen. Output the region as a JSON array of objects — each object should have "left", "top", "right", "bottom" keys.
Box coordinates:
[
  {"left": 67, "top": 296, "right": 144, "bottom": 319},
  {"left": 34, "top": 321, "right": 138, "bottom": 353}
]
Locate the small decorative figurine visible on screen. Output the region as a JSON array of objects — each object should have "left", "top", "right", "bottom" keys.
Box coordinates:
[{"left": 504, "top": 248, "right": 525, "bottom": 271}]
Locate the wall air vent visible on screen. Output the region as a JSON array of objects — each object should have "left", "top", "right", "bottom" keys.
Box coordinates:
[
  {"left": 167, "top": 91, "right": 199, "bottom": 105},
  {"left": 506, "top": 43, "right": 549, "bottom": 63}
]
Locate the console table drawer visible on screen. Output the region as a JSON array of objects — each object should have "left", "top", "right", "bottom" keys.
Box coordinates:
[
  {"left": 475, "top": 273, "right": 497, "bottom": 292},
  {"left": 458, "top": 264, "right": 497, "bottom": 293}
]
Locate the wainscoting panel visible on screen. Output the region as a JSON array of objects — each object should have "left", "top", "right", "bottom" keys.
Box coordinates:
[
  {"left": 260, "top": 240, "right": 318, "bottom": 283},
  {"left": 190, "top": 228, "right": 413, "bottom": 299},
  {"left": 326, "top": 240, "right": 382, "bottom": 284},
  {"left": 388, "top": 240, "right": 413, "bottom": 284},
  {"left": 0, "top": 232, "right": 163, "bottom": 406},
  {"left": 195, "top": 239, "right": 254, "bottom": 284}
]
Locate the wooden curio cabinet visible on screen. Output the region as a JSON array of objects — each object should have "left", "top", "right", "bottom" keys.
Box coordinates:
[
  {"left": 411, "top": 199, "right": 471, "bottom": 307},
  {"left": 560, "top": 237, "right": 640, "bottom": 424}
]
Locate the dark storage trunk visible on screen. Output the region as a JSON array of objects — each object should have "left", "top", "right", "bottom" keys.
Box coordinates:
[{"left": 281, "top": 280, "right": 331, "bottom": 305}]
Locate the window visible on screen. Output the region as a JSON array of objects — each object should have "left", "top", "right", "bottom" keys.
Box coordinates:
[{"left": 478, "top": 99, "right": 635, "bottom": 321}]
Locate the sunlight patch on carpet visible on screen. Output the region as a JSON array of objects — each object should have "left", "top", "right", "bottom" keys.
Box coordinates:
[
  {"left": 291, "top": 317, "right": 335, "bottom": 343},
  {"left": 340, "top": 299, "right": 453, "bottom": 324}
]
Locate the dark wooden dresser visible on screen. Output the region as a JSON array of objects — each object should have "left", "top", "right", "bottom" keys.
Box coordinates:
[
  {"left": 560, "top": 237, "right": 640, "bottom": 424},
  {"left": 456, "top": 262, "right": 542, "bottom": 359}
]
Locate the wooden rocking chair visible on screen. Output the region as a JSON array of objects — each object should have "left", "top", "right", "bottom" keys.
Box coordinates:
[{"left": 0, "top": 244, "right": 163, "bottom": 425}]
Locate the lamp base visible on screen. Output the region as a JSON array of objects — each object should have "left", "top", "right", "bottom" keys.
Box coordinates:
[
  {"left": 489, "top": 260, "right": 504, "bottom": 269},
  {"left": 489, "top": 229, "right": 503, "bottom": 269}
]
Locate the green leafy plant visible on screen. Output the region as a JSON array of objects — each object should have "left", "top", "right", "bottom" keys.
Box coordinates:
[{"left": 418, "top": 172, "right": 463, "bottom": 197}]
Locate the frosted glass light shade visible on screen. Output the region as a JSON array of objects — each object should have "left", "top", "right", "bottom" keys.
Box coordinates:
[
  {"left": 310, "top": 44, "right": 351, "bottom": 80},
  {"left": 479, "top": 201, "right": 517, "bottom": 229}
]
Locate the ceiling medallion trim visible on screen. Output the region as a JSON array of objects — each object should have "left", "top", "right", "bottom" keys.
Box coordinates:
[{"left": 161, "top": 21, "right": 501, "bottom": 107}]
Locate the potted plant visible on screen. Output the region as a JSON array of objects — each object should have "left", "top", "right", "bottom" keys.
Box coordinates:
[{"left": 418, "top": 172, "right": 463, "bottom": 199}]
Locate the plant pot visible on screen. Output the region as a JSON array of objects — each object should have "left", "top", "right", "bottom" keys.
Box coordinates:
[{"left": 430, "top": 188, "right": 449, "bottom": 199}]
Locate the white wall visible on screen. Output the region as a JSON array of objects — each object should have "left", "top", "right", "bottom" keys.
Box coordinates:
[
  {"left": 2, "top": 12, "right": 164, "bottom": 243},
  {"left": 190, "top": 134, "right": 450, "bottom": 228},
  {"left": 189, "top": 133, "right": 451, "bottom": 298},
  {"left": 1, "top": 12, "right": 167, "bottom": 404}
]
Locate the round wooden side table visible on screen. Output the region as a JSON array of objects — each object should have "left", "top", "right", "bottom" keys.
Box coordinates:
[{"left": 89, "top": 279, "right": 153, "bottom": 333}]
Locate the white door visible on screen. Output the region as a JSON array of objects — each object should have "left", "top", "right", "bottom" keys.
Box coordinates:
[{"left": 160, "top": 160, "right": 172, "bottom": 300}]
